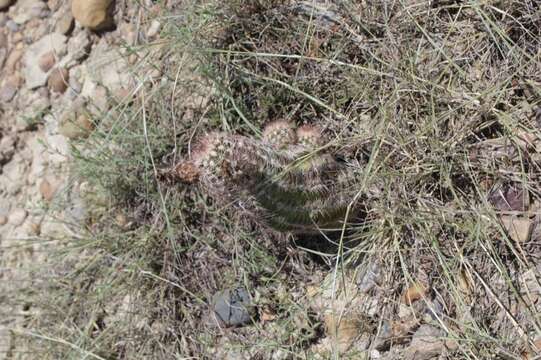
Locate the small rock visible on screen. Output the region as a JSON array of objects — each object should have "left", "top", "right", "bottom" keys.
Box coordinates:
[
  {"left": 5, "top": 19, "right": 18, "bottom": 32},
  {"left": 12, "top": 0, "right": 48, "bottom": 24},
  {"left": 54, "top": 12, "right": 74, "bottom": 34},
  {"left": 0, "top": 135, "right": 16, "bottom": 164},
  {"left": 501, "top": 215, "right": 533, "bottom": 243},
  {"left": 29, "top": 222, "right": 41, "bottom": 235},
  {"left": 0, "top": 215, "right": 7, "bottom": 226},
  {"left": 23, "top": 33, "right": 67, "bottom": 89},
  {"left": 212, "top": 288, "right": 254, "bottom": 327},
  {"left": 489, "top": 185, "right": 529, "bottom": 212},
  {"left": 47, "top": 67, "right": 69, "bottom": 93},
  {"left": 402, "top": 281, "right": 428, "bottom": 305},
  {"left": 0, "top": 32, "right": 6, "bottom": 48},
  {"left": 5, "top": 49, "right": 23, "bottom": 73},
  {"left": 66, "top": 31, "right": 91, "bottom": 63},
  {"left": 59, "top": 112, "right": 94, "bottom": 139},
  {"left": 0, "top": 83, "right": 16, "bottom": 102},
  {"left": 9, "top": 208, "right": 27, "bottom": 226},
  {"left": 0, "top": 0, "right": 12, "bottom": 11},
  {"left": 146, "top": 20, "right": 161, "bottom": 38},
  {"left": 38, "top": 51, "right": 56, "bottom": 72},
  {"left": 324, "top": 312, "right": 361, "bottom": 354},
  {"left": 403, "top": 325, "right": 446, "bottom": 360},
  {"left": 71, "top": 0, "right": 114, "bottom": 31},
  {"left": 39, "top": 179, "right": 56, "bottom": 201}
]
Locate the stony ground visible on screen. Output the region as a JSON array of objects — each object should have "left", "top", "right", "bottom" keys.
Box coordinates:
[{"left": 0, "top": 0, "right": 162, "bottom": 357}]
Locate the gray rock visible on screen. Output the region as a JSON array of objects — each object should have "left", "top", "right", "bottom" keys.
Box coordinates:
[
  {"left": 403, "top": 325, "right": 446, "bottom": 360},
  {"left": 5, "top": 20, "right": 18, "bottom": 32},
  {"left": 0, "top": 84, "right": 16, "bottom": 102},
  {"left": 0, "top": 134, "right": 16, "bottom": 164},
  {"left": 212, "top": 288, "right": 254, "bottom": 327},
  {"left": 23, "top": 33, "right": 67, "bottom": 89}
]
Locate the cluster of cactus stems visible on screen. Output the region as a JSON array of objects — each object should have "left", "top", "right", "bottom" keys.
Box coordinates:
[{"left": 174, "top": 121, "right": 360, "bottom": 234}]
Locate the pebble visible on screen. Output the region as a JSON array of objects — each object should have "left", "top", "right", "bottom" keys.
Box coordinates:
[
  {"left": 0, "top": 84, "right": 16, "bottom": 102},
  {"left": 5, "top": 49, "right": 23, "bottom": 72},
  {"left": 0, "top": 32, "right": 6, "bottom": 48},
  {"left": 39, "top": 179, "right": 56, "bottom": 201},
  {"left": 146, "top": 20, "right": 161, "bottom": 38},
  {"left": 9, "top": 208, "right": 27, "bottom": 227},
  {"left": 0, "top": 216, "right": 7, "bottom": 226},
  {"left": 12, "top": 0, "right": 48, "bottom": 24},
  {"left": 5, "top": 20, "right": 19, "bottom": 32},
  {"left": 47, "top": 67, "right": 69, "bottom": 93},
  {"left": 38, "top": 51, "right": 56, "bottom": 72},
  {"left": 0, "top": 0, "right": 12, "bottom": 11},
  {"left": 59, "top": 112, "right": 94, "bottom": 139},
  {"left": 212, "top": 288, "right": 253, "bottom": 327},
  {"left": 71, "top": 0, "right": 114, "bottom": 31},
  {"left": 54, "top": 12, "right": 74, "bottom": 35}
]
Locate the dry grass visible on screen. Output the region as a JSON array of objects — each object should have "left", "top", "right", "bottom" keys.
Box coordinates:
[{"left": 10, "top": 0, "right": 541, "bottom": 359}]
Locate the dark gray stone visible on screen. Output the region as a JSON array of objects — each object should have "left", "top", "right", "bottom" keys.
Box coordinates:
[{"left": 212, "top": 288, "right": 253, "bottom": 327}]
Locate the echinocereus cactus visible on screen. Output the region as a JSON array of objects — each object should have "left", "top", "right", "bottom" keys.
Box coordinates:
[{"left": 174, "top": 121, "right": 360, "bottom": 234}]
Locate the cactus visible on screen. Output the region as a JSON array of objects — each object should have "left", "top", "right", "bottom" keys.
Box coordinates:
[{"left": 174, "top": 121, "right": 360, "bottom": 234}]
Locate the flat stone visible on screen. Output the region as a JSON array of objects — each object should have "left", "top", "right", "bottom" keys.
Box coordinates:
[
  {"left": 54, "top": 11, "right": 74, "bottom": 35},
  {"left": 23, "top": 33, "right": 67, "bottom": 89},
  {"left": 38, "top": 51, "right": 56, "bottom": 72},
  {"left": 212, "top": 288, "right": 253, "bottom": 327},
  {"left": 501, "top": 215, "right": 533, "bottom": 243}
]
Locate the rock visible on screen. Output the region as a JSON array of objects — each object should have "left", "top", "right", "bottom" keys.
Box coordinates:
[
  {"left": 403, "top": 325, "right": 446, "bottom": 360},
  {"left": 146, "top": 20, "right": 161, "bottom": 38},
  {"left": 54, "top": 11, "right": 74, "bottom": 35},
  {"left": 0, "top": 32, "right": 6, "bottom": 48},
  {"left": 58, "top": 112, "right": 94, "bottom": 139},
  {"left": 489, "top": 185, "right": 529, "bottom": 212},
  {"left": 401, "top": 281, "right": 428, "bottom": 305},
  {"left": 8, "top": 208, "right": 27, "bottom": 226},
  {"left": 501, "top": 215, "right": 533, "bottom": 243},
  {"left": 212, "top": 288, "right": 253, "bottom": 327},
  {"left": 356, "top": 261, "right": 382, "bottom": 293},
  {"left": 71, "top": 0, "right": 114, "bottom": 31},
  {"left": 38, "top": 51, "right": 56, "bottom": 72},
  {"left": 66, "top": 31, "right": 91, "bottom": 64},
  {"left": 0, "top": 216, "right": 7, "bottom": 226},
  {"left": 47, "top": 67, "right": 69, "bottom": 93},
  {"left": 23, "top": 33, "right": 67, "bottom": 89},
  {"left": 5, "top": 49, "right": 23, "bottom": 73},
  {"left": 0, "top": 0, "right": 12, "bottom": 11},
  {"left": 11, "top": 0, "right": 48, "bottom": 24},
  {"left": 5, "top": 19, "right": 18, "bottom": 32},
  {"left": 323, "top": 312, "right": 361, "bottom": 354},
  {"left": 0, "top": 84, "right": 16, "bottom": 102},
  {"left": 85, "top": 38, "right": 133, "bottom": 94},
  {"left": 39, "top": 179, "right": 56, "bottom": 201},
  {"left": 0, "top": 135, "right": 16, "bottom": 164}
]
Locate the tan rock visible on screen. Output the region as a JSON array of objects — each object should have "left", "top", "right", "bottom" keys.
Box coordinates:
[
  {"left": 71, "top": 0, "right": 114, "bottom": 31},
  {"left": 38, "top": 51, "right": 56, "bottom": 72},
  {"left": 401, "top": 281, "right": 428, "bottom": 305},
  {"left": 59, "top": 112, "right": 94, "bottom": 140},
  {"left": 501, "top": 215, "right": 533, "bottom": 243},
  {"left": 0, "top": 216, "right": 7, "bottom": 226},
  {"left": 47, "top": 67, "right": 69, "bottom": 93},
  {"left": 0, "top": 0, "right": 13, "bottom": 11},
  {"left": 39, "top": 179, "right": 56, "bottom": 201},
  {"left": 324, "top": 313, "right": 361, "bottom": 354}
]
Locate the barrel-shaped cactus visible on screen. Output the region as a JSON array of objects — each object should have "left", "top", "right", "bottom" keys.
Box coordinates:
[{"left": 175, "top": 121, "right": 359, "bottom": 234}]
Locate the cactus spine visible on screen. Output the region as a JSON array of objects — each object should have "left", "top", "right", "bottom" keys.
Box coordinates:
[{"left": 175, "top": 121, "right": 359, "bottom": 234}]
